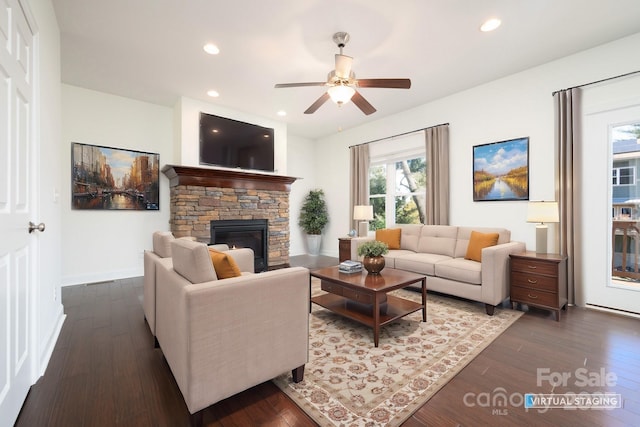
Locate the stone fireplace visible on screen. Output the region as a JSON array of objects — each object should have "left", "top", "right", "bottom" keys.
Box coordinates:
[{"left": 161, "top": 165, "right": 298, "bottom": 268}]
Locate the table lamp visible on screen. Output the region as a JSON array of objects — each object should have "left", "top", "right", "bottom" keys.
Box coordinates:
[
  {"left": 353, "top": 205, "right": 373, "bottom": 237},
  {"left": 526, "top": 201, "right": 559, "bottom": 254}
]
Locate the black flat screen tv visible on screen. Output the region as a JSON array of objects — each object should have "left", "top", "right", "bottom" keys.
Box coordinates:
[{"left": 199, "top": 112, "right": 275, "bottom": 172}]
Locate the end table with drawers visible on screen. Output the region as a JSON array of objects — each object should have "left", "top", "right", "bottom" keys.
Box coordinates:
[{"left": 509, "top": 252, "right": 568, "bottom": 321}]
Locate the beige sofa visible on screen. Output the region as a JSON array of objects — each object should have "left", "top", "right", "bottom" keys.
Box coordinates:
[
  {"left": 351, "top": 224, "right": 526, "bottom": 315},
  {"left": 155, "top": 239, "right": 309, "bottom": 425},
  {"left": 143, "top": 231, "right": 253, "bottom": 345}
]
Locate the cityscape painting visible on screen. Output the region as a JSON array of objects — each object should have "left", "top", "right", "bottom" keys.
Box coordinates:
[
  {"left": 473, "top": 137, "right": 529, "bottom": 201},
  {"left": 72, "top": 142, "right": 160, "bottom": 210}
]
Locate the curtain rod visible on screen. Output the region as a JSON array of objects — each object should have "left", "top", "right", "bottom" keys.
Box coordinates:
[
  {"left": 552, "top": 69, "right": 640, "bottom": 95},
  {"left": 348, "top": 122, "right": 449, "bottom": 149}
]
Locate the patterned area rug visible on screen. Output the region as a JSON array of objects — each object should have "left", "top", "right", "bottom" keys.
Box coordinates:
[{"left": 273, "top": 278, "right": 523, "bottom": 426}]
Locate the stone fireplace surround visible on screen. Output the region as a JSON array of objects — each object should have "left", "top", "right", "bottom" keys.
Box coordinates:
[{"left": 161, "top": 165, "right": 298, "bottom": 268}]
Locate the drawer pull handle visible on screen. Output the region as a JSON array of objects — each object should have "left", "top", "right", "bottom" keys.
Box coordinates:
[
  {"left": 527, "top": 265, "right": 538, "bottom": 269},
  {"left": 527, "top": 279, "right": 538, "bottom": 284},
  {"left": 527, "top": 294, "right": 538, "bottom": 299}
]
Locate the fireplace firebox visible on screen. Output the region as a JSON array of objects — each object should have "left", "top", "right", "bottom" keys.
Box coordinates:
[{"left": 210, "top": 219, "right": 268, "bottom": 272}]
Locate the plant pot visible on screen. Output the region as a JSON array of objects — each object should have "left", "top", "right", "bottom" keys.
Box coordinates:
[
  {"left": 306, "top": 234, "right": 322, "bottom": 256},
  {"left": 363, "top": 256, "right": 385, "bottom": 274}
]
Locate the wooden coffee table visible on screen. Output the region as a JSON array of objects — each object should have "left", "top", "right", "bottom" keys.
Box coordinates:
[{"left": 310, "top": 266, "right": 427, "bottom": 347}]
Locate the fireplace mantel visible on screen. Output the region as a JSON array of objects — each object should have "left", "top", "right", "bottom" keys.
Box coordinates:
[{"left": 161, "top": 165, "right": 298, "bottom": 192}]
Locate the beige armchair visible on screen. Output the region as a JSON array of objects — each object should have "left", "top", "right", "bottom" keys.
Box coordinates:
[
  {"left": 155, "top": 239, "right": 309, "bottom": 426},
  {"left": 143, "top": 231, "right": 173, "bottom": 342},
  {"left": 143, "top": 231, "right": 254, "bottom": 345}
]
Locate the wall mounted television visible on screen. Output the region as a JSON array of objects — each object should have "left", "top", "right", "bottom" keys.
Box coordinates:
[{"left": 199, "top": 112, "right": 275, "bottom": 172}]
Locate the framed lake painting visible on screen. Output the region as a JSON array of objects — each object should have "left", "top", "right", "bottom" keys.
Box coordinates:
[
  {"left": 473, "top": 137, "right": 529, "bottom": 201},
  {"left": 71, "top": 142, "right": 160, "bottom": 210}
]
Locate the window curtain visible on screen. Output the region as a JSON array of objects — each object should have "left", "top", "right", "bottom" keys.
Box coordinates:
[
  {"left": 554, "top": 88, "right": 580, "bottom": 305},
  {"left": 424, "top": 124, "right": 450, "bottom": 225},
  {"left": 349, "top": 144, "right": 370, "bottom": 228}
]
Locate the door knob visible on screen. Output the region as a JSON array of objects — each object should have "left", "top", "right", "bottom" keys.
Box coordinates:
[{"left": 28, "top": 221, "right": 45, "bottom": 233}]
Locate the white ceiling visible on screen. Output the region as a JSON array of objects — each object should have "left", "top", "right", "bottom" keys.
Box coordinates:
[{"left": 52, "top": 0, "right": 640, "bottom": 139}]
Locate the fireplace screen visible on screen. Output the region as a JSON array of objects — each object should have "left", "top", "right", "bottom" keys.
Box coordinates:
[{"left": 210, "top": 219, "right": 268, "bottom": 272}]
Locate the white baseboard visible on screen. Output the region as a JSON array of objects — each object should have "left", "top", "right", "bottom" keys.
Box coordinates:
[
  {"left": 61, "top": 267, "right": 143, "bottom": 287},
  {"left": 37, "top": 305, "right": 66, "bottom": 378},
  {"left": 586, "top": 304, "right": 640, "bottom": 319}
]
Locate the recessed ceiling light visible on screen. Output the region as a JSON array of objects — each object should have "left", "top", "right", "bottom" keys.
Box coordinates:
[
  {"left": 277, "top": 110, "right": 287, "bottom": 117},
  {"left": 207, "top": 90, "right": 219, "bottom": 97},
  {"left": 203, "top": 43, "right": 220, "bottom": 55},
  {"left": 480, "top": 18, "right": 501, "bottom": 32}
]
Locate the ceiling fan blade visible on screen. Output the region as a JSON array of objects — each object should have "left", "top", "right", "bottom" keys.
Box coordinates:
[
  {"left": 275, "top": 82, "right": 327, "bottom": 88},
  {"left": 351, "top": 91, "right": 376, "bottom": 115},
  {"left": 304, "top": 92, "right": 331, "bottom": 114},
  {"left": 334, "top": 54, "right": 353, "bottom": 79},
  {"left": 356, "top": 78, "right": 411, "bottom": 89}
]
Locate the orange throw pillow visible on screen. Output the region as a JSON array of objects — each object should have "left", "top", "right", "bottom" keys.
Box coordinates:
[
  {"left": 465, "top": 231, "right": 499, "bottom": 262},
  {"left": 375, "top": 228, "right": 401, "bottom": 250},
  {"left": 208, "top": 248, "right": 242, "bottom": 279}
]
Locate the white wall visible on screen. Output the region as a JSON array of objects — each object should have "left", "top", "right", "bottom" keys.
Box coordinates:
[
  {"left": 314, "top": 32, "right": 640, "bottom": 261},
  {"left": 61, "top": 85, "right": 174, "bottom": 286},
  {"left": 287, "top": 133, "right": 317, "bottom": 255},
  {"left": 30, "top": 0, "right": 65, "bottom": 375}
]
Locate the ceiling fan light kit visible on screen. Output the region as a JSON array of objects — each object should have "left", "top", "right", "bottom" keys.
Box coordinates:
[
  {"left": 327, "top": 84, "right": 355, "bottom": 105},
  {"left": 275, "top": 32, "right": 411, "bottom": 115}
]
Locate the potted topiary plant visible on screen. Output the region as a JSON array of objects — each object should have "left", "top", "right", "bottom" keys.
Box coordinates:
[
  {"left": 298, "top": 189, "right": 329, "bottom": 255},
  {"left": 357, "top": 240, "right": 389, "bottom": 274}
]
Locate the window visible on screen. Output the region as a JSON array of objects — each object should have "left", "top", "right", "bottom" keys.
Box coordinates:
[
  {"left": 612, "top": 166, "right": 635, "bottom": 186},
  {"left": 367, "top": 131, "right": 426, "bottom": 230}
]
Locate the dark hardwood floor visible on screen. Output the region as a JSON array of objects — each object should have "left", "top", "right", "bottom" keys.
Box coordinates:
[{"left": 15, "top": 255, "right": 640, "bottom": 426}]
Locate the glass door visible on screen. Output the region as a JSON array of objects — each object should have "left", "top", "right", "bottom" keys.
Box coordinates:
[
  {"left": 581, "top": 76, "right": 640, "bottom": 315},
  {"left": 611, "top": 123, "right": 640, "bottom": 286}
]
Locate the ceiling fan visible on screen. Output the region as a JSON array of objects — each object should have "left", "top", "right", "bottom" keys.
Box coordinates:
[{"left": 274, "top": 32, "right": 411, "bottom": 115}]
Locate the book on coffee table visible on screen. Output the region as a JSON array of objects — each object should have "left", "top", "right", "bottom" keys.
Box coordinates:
[
  {"left": 339, "top": 260, "right": 361, "bottom": 268},
  {"left": 339, "top": 266, "right": 362, "bottom": 273},
  {"left": 339, "top": 260, "right": 362, "bottom": 273}
]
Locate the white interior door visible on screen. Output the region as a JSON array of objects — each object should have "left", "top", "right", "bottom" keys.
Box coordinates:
[
  {"left": 581, "top": 76, "right": 640, "bottom": 314},
  {"left": 0, "top": 0, "right": 36, "bottom": 424}
]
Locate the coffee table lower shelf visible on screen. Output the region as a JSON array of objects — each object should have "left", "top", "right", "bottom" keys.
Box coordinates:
[{"left": 311, "top": 293, "right": 424, "bottom": 344}]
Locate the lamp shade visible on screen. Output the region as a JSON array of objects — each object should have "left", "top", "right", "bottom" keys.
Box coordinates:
[
  {"left": 328, "top": 84, "right": 355, "bottom": 105},
  {"left": 526, "top": 201, "right": 559, "bottom": 224},
  {"left": 353, "top": 205, "right": 373, "bottom": 221}
]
